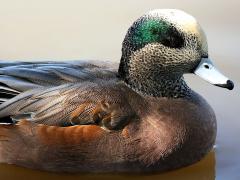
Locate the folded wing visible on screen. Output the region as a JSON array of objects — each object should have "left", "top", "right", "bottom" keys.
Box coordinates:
[{"left": 0, "top": 79, "right": 134, "bottom": 128}]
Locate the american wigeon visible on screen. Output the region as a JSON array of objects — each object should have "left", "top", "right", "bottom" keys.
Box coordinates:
[{"left": 0, "top": 9, "right": 234, "bottom": 172}]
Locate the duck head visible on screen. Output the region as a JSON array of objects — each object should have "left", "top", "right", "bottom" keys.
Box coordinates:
[{"left": 118, "top": 9, "right": 234, "bottom": 97}]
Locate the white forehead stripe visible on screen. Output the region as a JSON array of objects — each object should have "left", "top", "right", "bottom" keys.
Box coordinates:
[
  {"left": 146, "top": 9, "right": 199, "bottom": 33},
  {"left": 147, "top": 9, "right": 196, "bottom": 22}
]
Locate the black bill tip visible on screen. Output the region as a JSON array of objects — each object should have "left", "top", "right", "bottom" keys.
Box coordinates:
[
  {"left": 215, "top": 80, "right": 234, "bottom": 90},
  {"left": 226, "top": 80, "right": 234, "bottom": 90}
]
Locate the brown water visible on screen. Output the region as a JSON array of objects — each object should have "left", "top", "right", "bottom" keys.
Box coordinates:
[{"left": 0, "top": 0, "right": 239, "bottom": 179}]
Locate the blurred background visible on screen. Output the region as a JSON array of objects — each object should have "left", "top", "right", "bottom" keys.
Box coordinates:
[{"left": 0, "top": 0, "right": 239, "bottom": 180}]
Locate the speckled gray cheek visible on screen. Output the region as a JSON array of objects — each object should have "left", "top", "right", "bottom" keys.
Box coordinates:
[
  {"left": 125, "top": 43, "right": 200, "bottom": 97},
  {"left": 119, "top": 42, "right": 201, "bottom": 97}
]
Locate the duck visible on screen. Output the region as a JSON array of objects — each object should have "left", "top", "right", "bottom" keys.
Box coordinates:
[{"left": 0, "top": 9, "right": 234, "bottom": 173}]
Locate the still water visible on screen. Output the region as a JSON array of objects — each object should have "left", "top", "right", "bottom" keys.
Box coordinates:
[{"left": 0, "top": 0, "right": 239, "bottom": 179}]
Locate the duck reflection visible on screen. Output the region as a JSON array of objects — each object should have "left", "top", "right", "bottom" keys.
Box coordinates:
[{"left": 0, "top": 151, "right": 215, "bottom": 180}]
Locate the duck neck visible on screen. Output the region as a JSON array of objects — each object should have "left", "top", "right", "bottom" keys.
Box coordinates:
[
  {"left": 124, "top": 74, "right": 190, "bottom": 98},
  {"left": 118, "top": 58, "right": 191, "bottom": 98}
]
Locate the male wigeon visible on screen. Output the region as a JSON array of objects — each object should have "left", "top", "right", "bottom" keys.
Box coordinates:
[{"left": 0, "top": 9, "right": 234, "bottom": 172}]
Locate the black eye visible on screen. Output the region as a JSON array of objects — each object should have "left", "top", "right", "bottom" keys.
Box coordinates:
[
  {"left": 161, "top": 28, "right": 184, "bottom": 48},
  {"left": 151, "top": 28, "right": 159, "bottom": 35}
]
